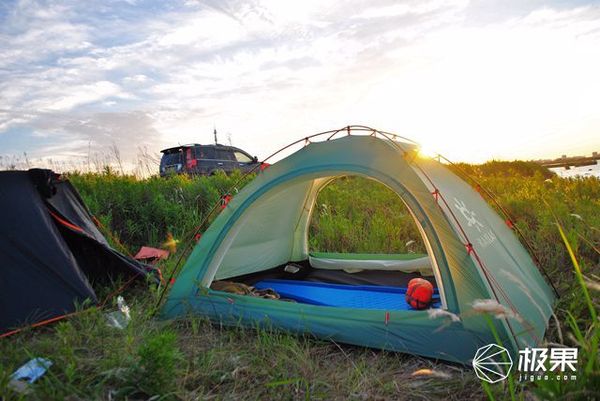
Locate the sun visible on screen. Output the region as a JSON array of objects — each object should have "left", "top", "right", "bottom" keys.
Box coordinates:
[{"left": 417, "top": 144, "right": 439, "bottom": 159}]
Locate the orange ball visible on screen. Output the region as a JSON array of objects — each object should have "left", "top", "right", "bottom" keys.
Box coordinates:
[
  {"left": 406, "top": 279, "right": 434, "bottom": 310},
  {"left": 407, "top": 278, "right": 430, "bottom": 290}
]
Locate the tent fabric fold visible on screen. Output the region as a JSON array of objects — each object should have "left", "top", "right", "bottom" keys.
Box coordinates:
[{"left": 308, "top": 252, "right": 432, "bottom": 274}]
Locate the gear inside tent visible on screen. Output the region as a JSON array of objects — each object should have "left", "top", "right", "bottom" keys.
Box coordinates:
[
  {"left": 0, "top": 169, "right": 155, "bottom": 336},
  {"left": 161, "top": 127, "right": 556, "bottom": 364}
]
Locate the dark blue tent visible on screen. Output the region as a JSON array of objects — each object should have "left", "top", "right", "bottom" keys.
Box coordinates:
[{"left": 0, "top": 169, "right": 150, "bottom": 335}]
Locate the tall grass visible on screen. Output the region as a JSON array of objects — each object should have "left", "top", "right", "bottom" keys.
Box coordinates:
[
  {"left": 309, "top": 176, "right": 426, "bottom": 254},
  {"left": 68, "top": 169, "right": 254, "bottom": 252}
]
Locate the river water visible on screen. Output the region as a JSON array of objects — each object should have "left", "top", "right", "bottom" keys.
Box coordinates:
[{"left": 549, "top": 161, "right": 600, "bottom": 178}]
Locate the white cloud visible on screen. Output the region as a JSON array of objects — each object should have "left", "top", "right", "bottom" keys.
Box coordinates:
[
  {"left": 0, "top": 0, "right": 599, "bottom": 167},
  {"left": 355, "top": 0, "right": 468, "bottom": 20},
  {"left": 123, "top": 74, "right": 150, "bottom": 83},
  {"left": 37, "top": 81, "right": 126, "bottom": 112}
]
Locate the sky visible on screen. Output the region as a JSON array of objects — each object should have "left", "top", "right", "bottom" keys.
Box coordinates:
[{"left": 1, "top": 0, "right": 599, "bottom": 171}]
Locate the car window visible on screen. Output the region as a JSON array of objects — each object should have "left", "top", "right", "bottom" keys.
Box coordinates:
[
  {"left": 160, "top": 151, "right": 182, "bottom": 166},
  {"left": 196, "top": 147, "right": 215, "bottom": 159},
  {"left": 234, "top": 151, "right": 253, "bottom": 163},
  {"left": 216, "top": 149, "right": 234, "bottom": 160}
]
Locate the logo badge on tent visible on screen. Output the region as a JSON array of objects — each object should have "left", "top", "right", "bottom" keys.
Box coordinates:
[
  {"left": 453, "top": 198, "right": 485, "bottom": 232},
  {"left": 472, "top": 344, "right": 513, "bottom": 384}
]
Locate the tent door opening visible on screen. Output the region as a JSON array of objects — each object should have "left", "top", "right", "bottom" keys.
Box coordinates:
[{"left": 210, "top": 175, "right": 445, "bottom": 311}]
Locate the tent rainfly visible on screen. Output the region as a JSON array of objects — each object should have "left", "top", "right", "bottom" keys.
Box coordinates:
[
  {"left": 162, "top": 129, "right": 556, "bottom": 364},
  {"left": 0, "top": 169, "right": 151, "bottom": 336}
]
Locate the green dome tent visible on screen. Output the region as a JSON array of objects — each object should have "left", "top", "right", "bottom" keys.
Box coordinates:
[{"left": 162, "top": 127, "right": 556, "bottom": 364}]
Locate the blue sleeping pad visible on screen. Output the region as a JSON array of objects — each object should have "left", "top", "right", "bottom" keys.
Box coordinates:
[{"left": 254, "top": 279, "right": 440, "bottom": 310}]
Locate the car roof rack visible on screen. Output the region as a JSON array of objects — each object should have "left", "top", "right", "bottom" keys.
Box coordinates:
[{"left": 160, "top": 143, "right": 243, "bottom": 153}]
